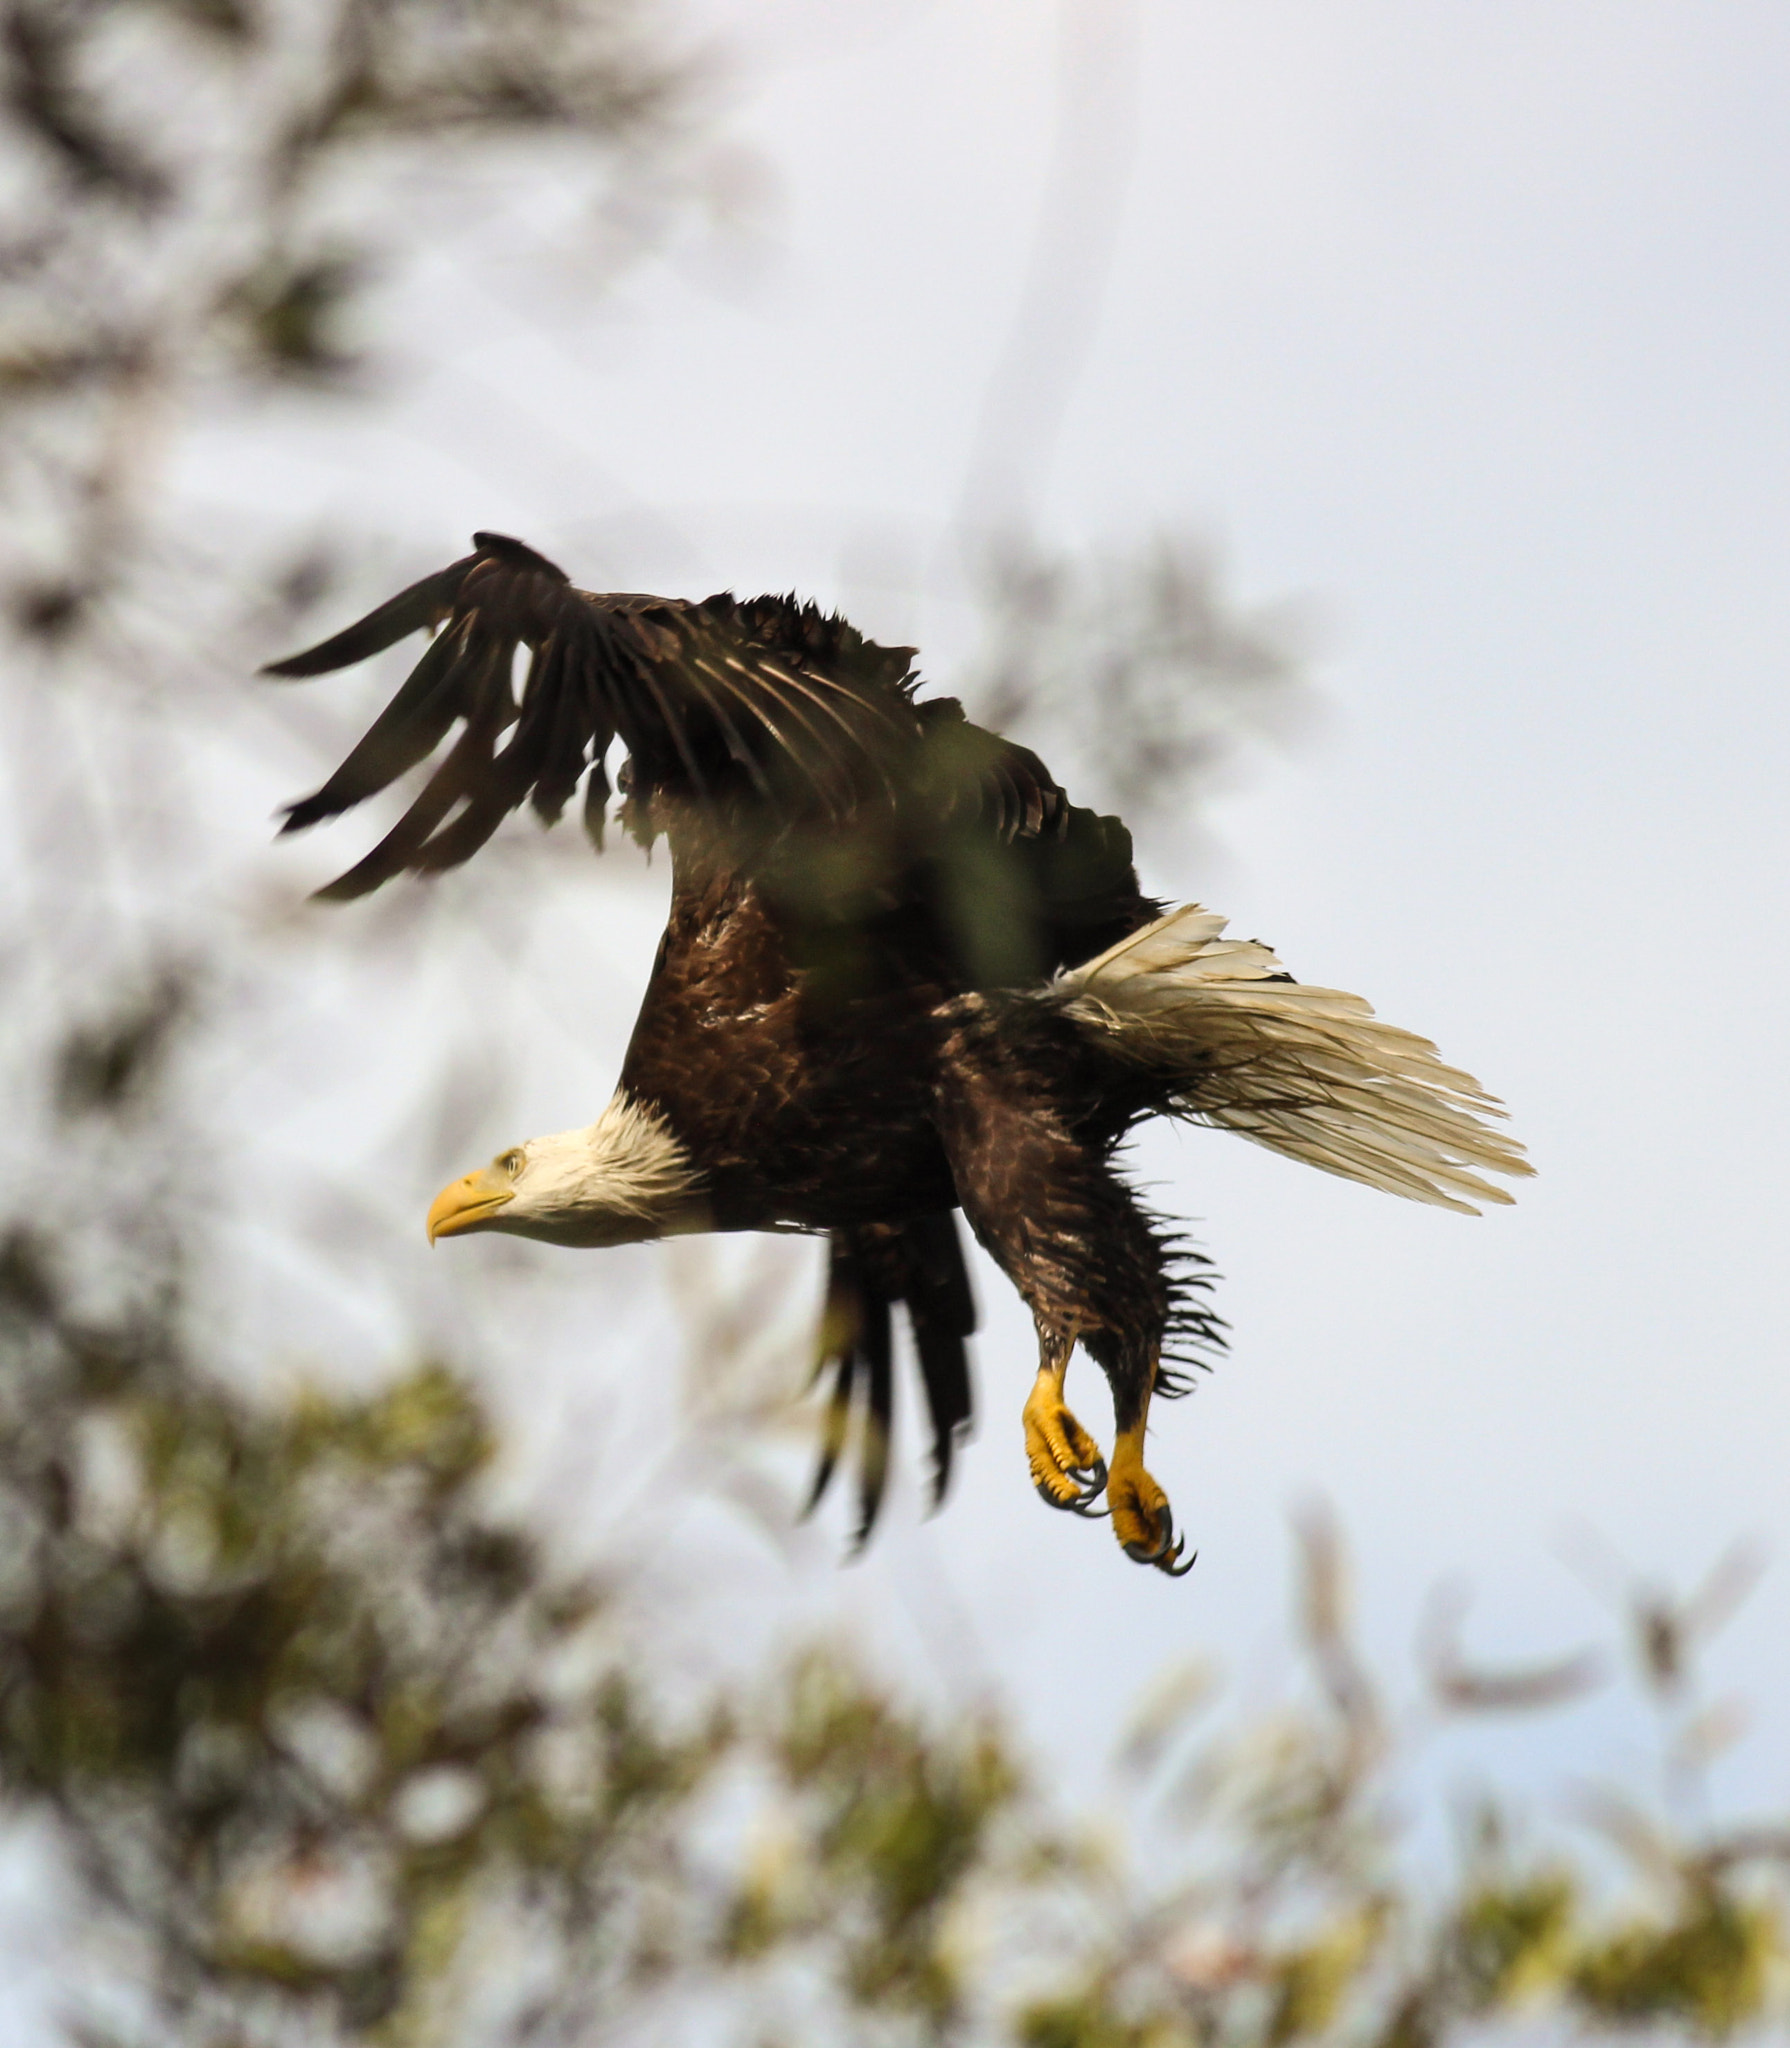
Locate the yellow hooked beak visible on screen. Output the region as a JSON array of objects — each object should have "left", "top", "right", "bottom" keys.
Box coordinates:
[{"left": 427, "top": 1166, "right": 516, "bottom": 1243}]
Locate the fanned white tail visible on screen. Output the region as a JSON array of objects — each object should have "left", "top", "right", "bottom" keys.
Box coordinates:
[{"left": 1054, "top": 904, "right": 1531, "bottom": 1214}]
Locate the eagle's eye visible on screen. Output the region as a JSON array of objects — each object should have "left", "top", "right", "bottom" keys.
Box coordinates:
[{"left": 497, "top": 1148, "right": 526, "bottom": 1178}]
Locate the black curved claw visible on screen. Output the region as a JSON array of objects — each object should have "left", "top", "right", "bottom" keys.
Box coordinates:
[
  {"left": 1035, "top": 1456, "right": 1111, "bottom": 1517},
  {"left": 1127, "top": 1503, "right": 1198, "bottom": 1577},
  {"left": 1122, "top": 1503, "right": 1180, "bottom": 1567},
  {"left": 1067, "top": 1456, "right": 1109, "bottom": 1516},
  {"left": 1068, "top": 1458, "right": 1109, "bottom": 1512},
  {"left": 1035, "top": 1474, "right": 1106, "bottom": 1516}
]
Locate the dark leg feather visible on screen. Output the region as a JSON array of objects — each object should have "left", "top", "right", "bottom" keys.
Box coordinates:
[
  {"left": 804, "top": 1214, "right": 977, "bottom": 1541},
  {"left": 803, "top": 1237, "right": 864, "bottom": 1519},
  {"left": 933, "top": 1021, "right": 1219, "bottom": 1574},
  {"left": 899, "top": 1211, "right": 976, "bottom": 1505},
  {"left": 853, "top": 1292, "right": 893, "bottom": 1552}
]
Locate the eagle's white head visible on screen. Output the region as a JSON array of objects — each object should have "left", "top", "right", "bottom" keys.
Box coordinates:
[{"left": 426, "top": 1092, "right": 707, "bottom": 1249}]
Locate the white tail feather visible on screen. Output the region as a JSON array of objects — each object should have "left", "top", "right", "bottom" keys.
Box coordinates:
[{"left": 1055, "top": 905, "right": 1531, "bottom": 1214}]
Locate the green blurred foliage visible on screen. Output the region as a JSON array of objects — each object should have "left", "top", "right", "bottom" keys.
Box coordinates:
[
  {"left": 0, "top": 1178, "right": 723, "bottom": 2038},
  {"left": 1012, "top": 1511, "right": 1789, "bottom": 2048},
  {"left": 1572, "top": 1887, "right": 1779, "bottom": 2038},
  {"left": 740, "top": 1654, "right": 1022, "bottom": 2027}
]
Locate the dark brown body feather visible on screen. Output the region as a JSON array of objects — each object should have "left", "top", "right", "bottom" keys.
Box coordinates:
[{"left": 269, "top": 535, "right": 1221, "bottom": 1536}]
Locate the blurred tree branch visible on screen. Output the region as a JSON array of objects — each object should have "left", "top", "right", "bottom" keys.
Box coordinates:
[
  {"left": 0, "top": 0, "right": 705, "bottom": 630},
  {"left": 964, "top": 533, "right": 1314, "bottom": 849},
  {"left": 1021, "top": 1511, "right": 1786, "bottom": 2048}
]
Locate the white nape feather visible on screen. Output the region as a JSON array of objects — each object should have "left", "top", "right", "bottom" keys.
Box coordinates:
[
  {"left": 1053, "top": 904, "right": 1532, "bottom": 1215},
  {"left": 509, "top": 1091, "right": 706, "bottom": 1245},
  {"left": 579, "top": 1091, "right": 701, "bottom": 1221}
]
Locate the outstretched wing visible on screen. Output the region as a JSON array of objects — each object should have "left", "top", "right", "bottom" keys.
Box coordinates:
[{"left": 266, "top": 533, "right": 929, "bottom": 900}]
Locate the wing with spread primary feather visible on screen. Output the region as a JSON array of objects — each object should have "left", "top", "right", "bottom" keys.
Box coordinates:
[{"left": 266, "top": 533, "right": 934, "bottom": 900}]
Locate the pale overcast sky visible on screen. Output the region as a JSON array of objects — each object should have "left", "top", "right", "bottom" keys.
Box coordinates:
[{"left": 186, "top": 0, "right": 1790, "bottom": 1827}]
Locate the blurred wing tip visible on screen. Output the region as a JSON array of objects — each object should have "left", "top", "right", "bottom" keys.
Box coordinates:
[
  {"left": 261, "top": 647, "right": 347, "bottom": 679},
  {"left": 309, "top": 866, "right": 388, "bottom": 904},
  {"left": 470, "top": 531, "right": 570, "bottom": 583},
  {"left": 277, "top": 798, "right": 324, "bottom": 835}
]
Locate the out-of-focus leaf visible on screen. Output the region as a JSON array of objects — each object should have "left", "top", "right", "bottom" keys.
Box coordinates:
[
  {"left": 223, "top": 251, "right": 369, "bottom": 383},
  {"left": 1115, "top": 1658, "right": 1220, "bottom": 1778},
  {"left": 153, "top": 0, "right": 257, "bottom": 41},
  {"left": 54, "top": 964, "right": 194, "bottom": 1118},
  {"left": 1018, "top": 1981, "right": 1169, "bottom": 2048},
  {"left": 1292, "top": 1500, "right": 1381, "bottom": 1760},
  {"left": 1572, "top": 1883, "right": 1778, "bottom": 2037},
  {"left": 1266, "top": 1906, "right": 1385, "bottom": 2044},
  {"left": 1447, "top": 1873, "right": 1576, "bottom": 2009},
  {"left": 1671, "top": 1698, "right": 1751, "bottom": 1775}
]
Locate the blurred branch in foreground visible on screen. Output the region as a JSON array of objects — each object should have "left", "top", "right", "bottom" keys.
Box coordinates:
[
  {"left": 0, "top": 0, "right": 713, "bottom": 629},
  {"left": 964, "top": 533, "right": 1315, "bottom": 848},
  {"left": 1026, "top": 1505, "right": 1786, "bottom": 2048}
]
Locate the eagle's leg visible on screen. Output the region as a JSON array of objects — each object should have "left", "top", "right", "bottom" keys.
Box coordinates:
[
  {"left": 1022, "top": 1329, "right": 1107, "bottom": 1515},
  {"left": 1105, "top": 1386, "right": 1194, "bottom": 1575},
  {"left": 1078, "top": 1321, "right": 1194, "bottom": 1573},
  {"left": 934, "top": 1036, "right": 1194, "bottom": 1573}
]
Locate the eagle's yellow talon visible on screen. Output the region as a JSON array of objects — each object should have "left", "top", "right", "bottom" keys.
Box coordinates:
[
  {"left": 1023, "top": 1374, "right": 1108, "bottom": 1513},
  {"left": 1108, "top": 1431, "right": 1195, "bottom": 1574},
  {"left": 1108, "top": 1464, "right": 1168, "bottom": 1552}
]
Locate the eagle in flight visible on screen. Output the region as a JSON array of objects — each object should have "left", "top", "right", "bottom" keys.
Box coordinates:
[{"left": 268, "top": 533, "right": 1529, "bottom": 1574}]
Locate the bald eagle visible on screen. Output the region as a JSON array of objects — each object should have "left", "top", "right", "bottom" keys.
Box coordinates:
[{"left": 268, "top": 533, "right": 1529, "bottom": 1573}]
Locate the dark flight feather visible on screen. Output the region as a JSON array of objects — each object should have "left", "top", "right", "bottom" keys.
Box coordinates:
[
  {"left": 261, "top": 556, "right": 481, "bottom": 679},
  {"left": 803, "top": 1355, "right": 854, "bottom": 1525},
  {"left": 277, "top": 620, "right": 470, "bottom": 834},
  {"left": 856, "top": 1291, "right": 894, "bottom": 1550},
  {"left": 900, "top": 1210, "right": 977, "bottom": 1503}
]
